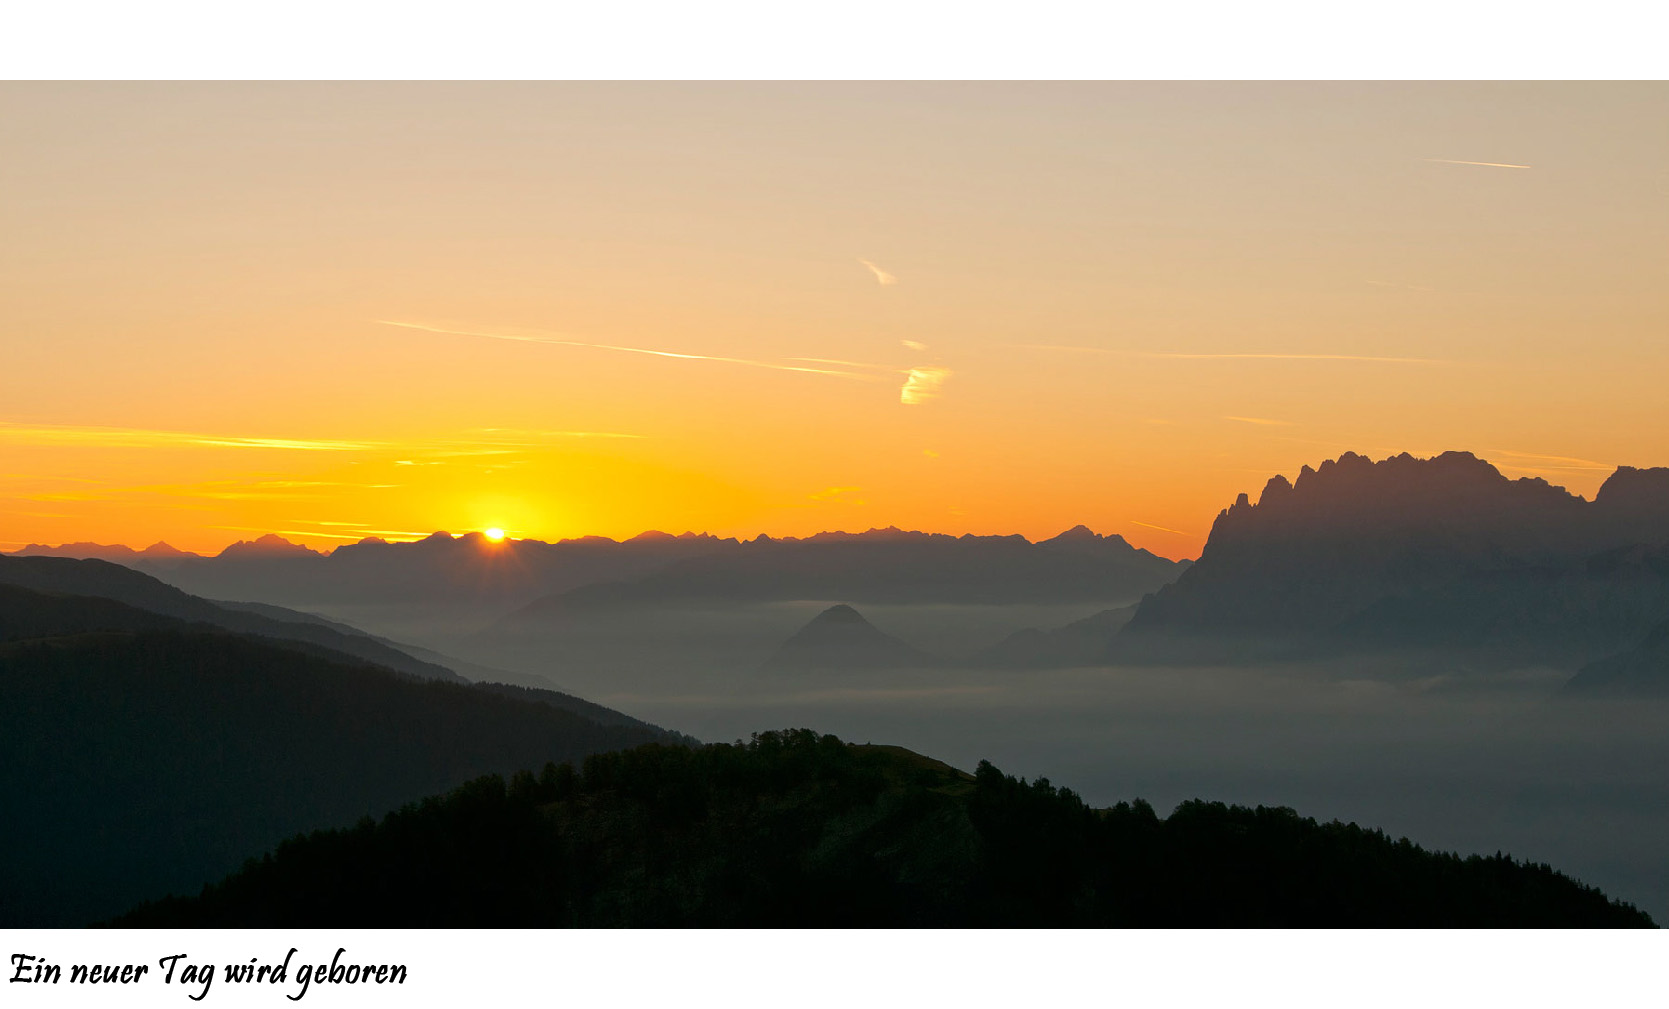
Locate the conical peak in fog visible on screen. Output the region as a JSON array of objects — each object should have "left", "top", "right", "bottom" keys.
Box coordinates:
[{"left": 764, "top": 604, "right": 937, "bottom": 672}]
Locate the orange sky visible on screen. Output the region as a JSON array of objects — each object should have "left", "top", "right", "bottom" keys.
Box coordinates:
[{"left": 2, "top": 82, "right": 1665, "bottom": 559}]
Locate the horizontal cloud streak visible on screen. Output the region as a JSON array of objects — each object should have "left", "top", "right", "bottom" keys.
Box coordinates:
[
  {"left": 1223, "top": 416, "right": 1294, "bottom": 427},
  {"left": 1488, "top": 448, "right": 1615, "bottom": 472},
  {"left": 0, "top": 422, "right": 374, "bottom": 452},
  {"left": 1130, "top": 520, "right": 1190, "bottom": 536},
  {"left": 1422, "top": 158, "right": 1532, "bottom": 169},
  {"left": 1011, "top": 344, "right": 1441, "bottom": 364},
  {"left": 0, "top": 423, "right": 646, "bottom": 461},
  {"left": 380, "top": 320, "right": 874, "bottom": 380},
  {"left": 471, "top": 427, "right": 646, "bottom": 440}
]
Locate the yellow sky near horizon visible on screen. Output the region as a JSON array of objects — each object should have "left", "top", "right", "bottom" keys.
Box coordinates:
[{"left": 2, "top": 83, "right": 1665, "bottom": 559}]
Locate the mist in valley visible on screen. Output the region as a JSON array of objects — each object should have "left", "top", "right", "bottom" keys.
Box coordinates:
[{"left": 307, "top": 594, "right": 1669, "bottom": 922}]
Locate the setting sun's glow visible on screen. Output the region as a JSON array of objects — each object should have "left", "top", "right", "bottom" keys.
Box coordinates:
[
  {"left": 0, "top": 84, "right": 1665, "bottom": 561},
  {"left": 483, "top": 528, "right": 506, "bottom": 542}
]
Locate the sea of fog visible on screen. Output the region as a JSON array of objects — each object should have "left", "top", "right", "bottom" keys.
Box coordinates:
[{"left": 333, "top": 599, "right": 1669, "bottom": 924}]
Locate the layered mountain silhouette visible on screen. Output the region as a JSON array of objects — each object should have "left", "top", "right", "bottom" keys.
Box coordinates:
[
  {"left": 0, "top": 556, "right": 467, "bottom": 683},
  {"left": 977, "top": 605, "right": 1137, "bottom": 668},
  {"left": 502, "top": 526, "right": 1185, "bottom": 628},
  {"left": 80, "top": 530, "right": 736, "bottom": 609},
  {"left": 114, "top": 730, "right": 1651, "bottom": 927},
  {"left": 761, "top": 604, "right": 938, "bottom": 672},
  {"left": 11, "top": 540, "right": 198, "bottom": 562},
  {"left": 0, "top": 581, "right": 683, "bottom": 926},
  {"left": 1114, "top": 452, "right": 1669, "bottom": 674},
  {"left": 0, "top": 555, "right": 673, "bottom": 725},
  {"left": 1564, "top": 615, "right": 1669, "bottom": 697},
  {"left": 7, "top": 525, "right": 1188, "bottom": 616}
]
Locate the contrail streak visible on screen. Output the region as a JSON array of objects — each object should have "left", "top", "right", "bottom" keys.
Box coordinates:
[
  {"left": 1010, "top": 344, "right": 1441, "bottom": 364},
  {"left": 1421, "top": 158, "right": 1531, "bottom": 169},
  {"left": 380, "top": 320, "right": 874, "bottom": 380},
  {"left": 1130, "top": 520, "right": 1190, "bottom": 536}
]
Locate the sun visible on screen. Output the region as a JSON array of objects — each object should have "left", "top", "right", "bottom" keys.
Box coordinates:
[{"left": 483, "top": 527, "right": 506, "bottom": 542}]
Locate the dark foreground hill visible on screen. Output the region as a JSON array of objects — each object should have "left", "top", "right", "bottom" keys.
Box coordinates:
[
  {"left": 115, "top": 730, "right": 1651, "bottom": 927},
  {"left": 0, "top": 627, "right": 673, "bottom": 927}
]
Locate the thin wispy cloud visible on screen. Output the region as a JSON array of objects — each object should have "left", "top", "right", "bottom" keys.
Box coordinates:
[
  {"left": 788, "top": 357, "right": 896, "bottom": 376},
  {"left": 1224, "top": 416, "right": 1294, "bottom": 427},
  {"left": 1487, "top": 449, "right": 1615, "bottom": 472},
  {"left": 1156, "top": 352, "right": 1437, "bottom": 363},
  {"left": 0, "top": 422, "right": 647, "bottom": 468},
  {"left": 379, "top": 320, "right": 873, "bottom": 380},
  {"left": 1422, "top": 158, "right": 1531, "bottom": 169},
  {"left": 858, "top": 259, "right": 898, "bottom": 286},
  {"left": 1010, "top": 344, "right": 1441, "bottom": 364},
  {"left": 285, "top": 519, "right": 441, "bottom": 539},
  {"left": 902, "top": 340, "right": 928, "bottom": 351},
  {"left": 210, "top": 526, "right": 352, "bottom": 543},
  {"left": 900, "top": 367, "right": 951, "bottom": 406},
  {"left": 0, "top": 422, "right": 374, "bottom": 452},
  {"left": 1130, "top": 520, "right": 1190, "bottom": 536},
  {"left": 470, "top": 427, "right": 645, "bottom": 440}
]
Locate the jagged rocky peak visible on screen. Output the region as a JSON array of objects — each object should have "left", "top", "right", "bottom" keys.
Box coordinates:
[
  {"left": 1037, "top": 525, "right": 1139, "bottom": 553},
  {"left": 1258, "top": 473, "right": 1294, "bottom": 506},
  {"left": 216, "top": 534, "right": 318, "bottom": 558},
  {"left": 1596, "top": 465, "right": 1669, "bottom": 510}
]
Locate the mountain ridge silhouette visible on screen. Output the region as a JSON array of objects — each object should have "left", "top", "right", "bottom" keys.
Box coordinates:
[{"left": 1115, "top": 451, "right": 1669, "bottom": 674}]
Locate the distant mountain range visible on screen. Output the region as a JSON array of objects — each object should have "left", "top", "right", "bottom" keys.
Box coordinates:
[
  {"left": 502, "top": 526, "right": 1185, "bottom": 628},
  {"left": 11, "top": 540, "right": 197, "bottom": 561},
  {"left": 1113, "top": 452, "right": 1669, "bottom": 681},
  {"left": 8, "top": 525, "right": 1189, "bottom": 614},
  {"left": 13, "top": 451, "right": 1668, "bottom": 694}
]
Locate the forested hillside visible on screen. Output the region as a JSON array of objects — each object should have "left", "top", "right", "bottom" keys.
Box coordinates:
[{"left": 117, "top": 731, "right": 1652, "bottom": 927}]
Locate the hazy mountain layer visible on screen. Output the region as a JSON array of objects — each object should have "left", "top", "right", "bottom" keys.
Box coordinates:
[
  {"left": 4, "top": 525, "right": 1188, "bottom": 616},
  {"left": 508, "top": 526, "right": 1183, "bottom": 619},
  {"left": 207, "top": 598, "right": 663, "bottom": 731},
  {"left": 114, "top": 731, "right": 1651, "bottom": 927},
  {"left": 1564, "top": 616, "right": 1669, "bottom": 697},
  {"left": 0, "top": 556, "right": 468, "bottom": 683},
  {"left": 977, "top": 605, "right": 1137, "bottom": 668}
]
